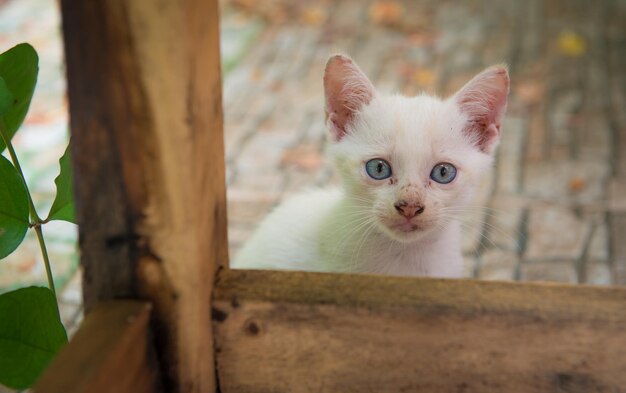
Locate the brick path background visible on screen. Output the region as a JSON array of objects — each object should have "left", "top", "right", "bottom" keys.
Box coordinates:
[{"left": 224, "top": 0, "right": 626, "bottom": 286}]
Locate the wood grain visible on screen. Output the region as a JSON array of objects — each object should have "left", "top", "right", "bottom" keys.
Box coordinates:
[
  {"left": 213, "top": 269, "right": 626, "bottom": 393},
  {"left": 60, "top": 1, "right": 227, "bottom": 391},
  {"left": 34, "top": 301, "right": 159, "bottom": 393}
]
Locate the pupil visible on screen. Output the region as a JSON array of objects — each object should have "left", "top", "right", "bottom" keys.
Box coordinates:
[
  {"left": 440, "top": 166, "right": 447, "bottom": 177},
  {"left": 377, "top": 163, "right": 383, "bottom": 173}
]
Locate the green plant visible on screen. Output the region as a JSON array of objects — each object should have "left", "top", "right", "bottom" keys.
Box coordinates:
[{"left": 0, "top": 43, "right": 74, "bottom": 390}]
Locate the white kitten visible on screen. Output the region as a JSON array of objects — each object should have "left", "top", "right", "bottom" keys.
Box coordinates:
[{"left": 233, "top": 55, "right": 509, "bottom": 278}]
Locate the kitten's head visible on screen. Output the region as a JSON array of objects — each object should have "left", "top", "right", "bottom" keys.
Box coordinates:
[{"left": 324, "top": 55, "right": 509, "bottom": 243}]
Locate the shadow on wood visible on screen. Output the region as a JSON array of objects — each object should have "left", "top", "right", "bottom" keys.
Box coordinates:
[{"left": 34, "top": 301, "right": 160, "bottom": 393}]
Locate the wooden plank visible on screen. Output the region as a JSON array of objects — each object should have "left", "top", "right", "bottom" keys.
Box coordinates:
[
  {"left": 60, "top": 1, "right": 227, "bottom": 391},
  {"left": 213, "top": 269, "right": 626, "bottom": 393},
  {"left": 34, "top": 301, "right": 159, "bottom": 393}
]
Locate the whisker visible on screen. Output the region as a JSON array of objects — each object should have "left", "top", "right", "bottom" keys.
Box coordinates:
[
  {"left": 352, "top": 221, "right": 378, "bottom": 270},
  {"left": 328, "top": 216, "right": 378, "bottom": 264},
  {"left": 438, "top": 211, "right": 523, "bottom": 252}
]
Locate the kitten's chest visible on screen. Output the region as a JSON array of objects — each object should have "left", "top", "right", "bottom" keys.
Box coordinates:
[
  {"left": 361, "top": 242, "right": 431, "bottom": 276},
  {"left": 323, "top": 227, "right": 464, "bottom": 278}
]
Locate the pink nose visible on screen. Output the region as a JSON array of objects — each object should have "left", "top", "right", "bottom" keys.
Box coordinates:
[{"left": 394, "top": 200, "right": 425, "bottom": 219}]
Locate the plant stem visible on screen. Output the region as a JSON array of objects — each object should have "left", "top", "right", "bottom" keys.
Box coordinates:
[
  {"left": 0, "top": 121, "right": 56, "bottom": 297},
  {"left": 34, "top": 225, "right": 56, "bottom": 296}
]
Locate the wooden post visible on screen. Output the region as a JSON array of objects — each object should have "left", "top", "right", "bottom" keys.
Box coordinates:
[{"left": 60, "top": 1, "right": 228, "bottom": 391}]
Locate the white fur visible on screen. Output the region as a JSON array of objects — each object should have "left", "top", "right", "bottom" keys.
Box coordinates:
[{"left": 233, "top": 59, "right": 506, "bottom": 278}]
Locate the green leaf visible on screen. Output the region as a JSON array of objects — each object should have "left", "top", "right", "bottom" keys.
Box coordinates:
[
  {"left": 0, "top": 154, "right": 29, "bottom": 259},
  {"left": 0, "top": 43, "right": 38, "bottom": 152},
  {"left": 0, "top": 76, "right": 13, "bottom": 115},
  {"left": 46, "top": 145, "right": 75, "bottom": 223},
  {"left": 0, "top": 287, "right": 67, "bottom": 389}
]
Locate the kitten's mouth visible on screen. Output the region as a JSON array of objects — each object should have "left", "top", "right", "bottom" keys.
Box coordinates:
[
  {"left": 378, "top": 217, "right": 433, "bottom": 241},
  {"left": 392, "top": 221, "right": 421, "bottom": 233}
]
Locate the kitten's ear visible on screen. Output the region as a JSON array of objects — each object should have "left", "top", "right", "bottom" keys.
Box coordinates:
[
  {"left": 324, "top": 55, "right": 376, "bottom": 141},
  {"left": 453, "top": 65, "right": 510, "bottom": 154}
]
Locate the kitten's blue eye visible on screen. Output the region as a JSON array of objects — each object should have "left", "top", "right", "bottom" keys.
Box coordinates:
[
  {"left": 430, "top": 163, "right": 457, "bottom": 184},
  {"left": 365, "top": 159, "right": 392, "bottom": 180}
]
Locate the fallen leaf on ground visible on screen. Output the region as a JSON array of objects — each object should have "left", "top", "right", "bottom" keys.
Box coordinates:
[
  {"left": 250, "top": 67, "right": 263, "bottom": 82},
  {"left": 369, "top": 1, "right": 404, "bottom": 26},
  {"left": 408, "top": 32, "right": 437, "bottom": 47},
  {"left": 569, "top": 177, "right": 586, "bottom": 193},
  {"left": 17, "top": 257, "right": 37, "bottom": 272},
  {"left": 557, "top": 31, "right": 587, "bottom": 57},
  {"left": 516, "top": 80, "right": 544, "bottom": 106},
  {"left": 301, "top": 6, "right": 327, "bottom": 26},
  {"left": 281, "top": 145, "right": 322, "bottom": 172},
  {"left": 412, "top": 68, "right": 435, "bottom": 86},
  {"left": 270, "top": 81, "right": 283, "bottom": 92}
]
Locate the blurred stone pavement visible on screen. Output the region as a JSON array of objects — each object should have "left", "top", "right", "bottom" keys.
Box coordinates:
[{"left": 0, "top": 0, "right": 625, "bottom": 366}]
